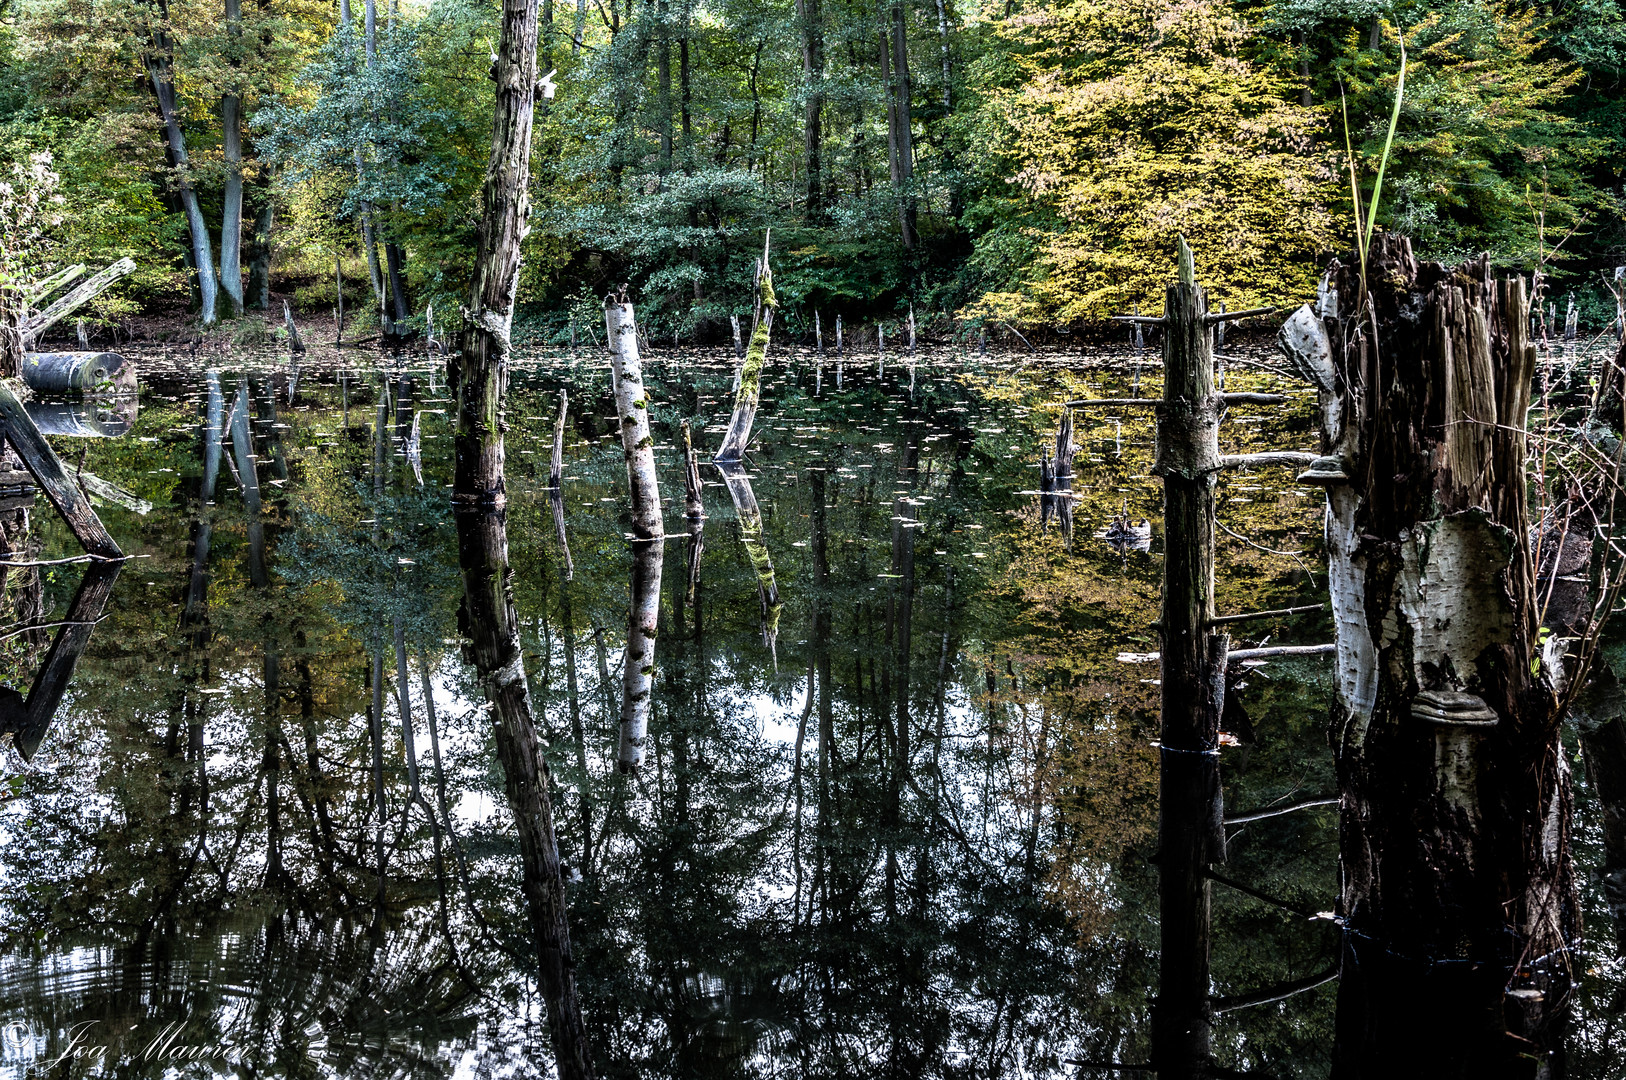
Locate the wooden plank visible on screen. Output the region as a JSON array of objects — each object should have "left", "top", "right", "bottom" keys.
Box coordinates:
[{"left": 0, "top": 381, "right": 122, "bottom": 558}]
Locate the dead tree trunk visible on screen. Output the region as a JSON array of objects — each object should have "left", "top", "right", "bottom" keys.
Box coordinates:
[
  {"left": 715, "top": 237, "right": 776, "bottom": 464},
  {"left": 604, "top": 291, "right": 664, "bottom": 541},
  {"left": 448, "top": 0, "right": 594, "bottom": 1068},
  {"left": 1151, "top": 241, "right": 1226, "bottom": 1076},
  {"left": 450, "top": 0, "right": 543, "bottom": 506},
  {"left": 1285, "top": 235, "right": 1572, "bottom": 1073}
]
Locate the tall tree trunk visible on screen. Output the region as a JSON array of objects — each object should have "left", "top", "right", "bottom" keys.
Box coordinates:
[
  {"left": 888, "top": 0, "right": 915, "bottom": 249},
  {"left": 386, "top": 239, "right": 410, "bottom": 322},
  {"left": 245, "top": 197, "right": 274, "bottom": 311},
  {"left": 145, "top": 5, "right": 218, "bottom": 325},
  {"left": 657, "top": 0, "right": 673, "bottom": 176},
  {"left": 1284, "top": 236, "right": 1573, "bottom": 1072},
  {"left": 219, "top": 0, "right": 245, "bottom": 315},
  {"left": 678, "top": 0, "right": 692, "bottom": 172},
  {"left": 451, "top": 0, "right": 545, "bottom": 503},
  {"left": 797, "top": 0, "right": 824, "bottom": 220},
  {"left": 933, "top": 0, "right": 951, "bottom": 109}
]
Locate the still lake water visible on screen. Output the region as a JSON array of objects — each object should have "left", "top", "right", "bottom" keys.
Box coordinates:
[{"left": 0, "top": 340, "right": 1619, "bottom": 1077}]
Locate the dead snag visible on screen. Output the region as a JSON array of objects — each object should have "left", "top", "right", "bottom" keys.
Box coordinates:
[{"left": 1150, "top": 238, "right": 1227, "bottom": 1075}]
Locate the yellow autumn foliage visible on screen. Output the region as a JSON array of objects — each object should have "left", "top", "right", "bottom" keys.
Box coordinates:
[{"left": 965, "top": 0, "right": 1340, "bottom": 324}]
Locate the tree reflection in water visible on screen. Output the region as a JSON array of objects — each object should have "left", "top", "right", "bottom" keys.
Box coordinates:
[{"left": 0, "top": 350, "right": 1617, "bottom": 1076}]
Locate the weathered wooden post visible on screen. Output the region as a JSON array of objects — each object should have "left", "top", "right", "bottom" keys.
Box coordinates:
[
  {"left": 1282, "top": 235, "right": 1574, "bottom": 1072},
  {"left": 1150, "top": 237, "right": 1227, "bottom": 1076}
]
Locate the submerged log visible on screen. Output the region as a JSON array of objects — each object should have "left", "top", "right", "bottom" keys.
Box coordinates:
[{"left": 1298, "top": 235, "right": 1574, "bottom": 1072}]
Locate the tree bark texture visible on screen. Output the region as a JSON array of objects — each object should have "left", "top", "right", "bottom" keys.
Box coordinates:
[
  {"left": 797, "top": 0, "right": 824, "bottom": 219},
  {"left": 451, "top": 0, "right": 541, "bottom": 505},
  {"left": 1289, "top": 236, "right": 1572, "bottom": 1074},
  {"left": 715, "top": 253, "right": 775, "bottom": 463},
  {"left": 219, "top": 0, "right": 245, "bottom": 315},
  {"left": 144, "top": 9, "right": 218, "bottom": 326}
]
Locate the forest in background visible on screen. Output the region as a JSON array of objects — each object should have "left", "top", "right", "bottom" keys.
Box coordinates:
[{"left": 0, "top": 0, "right": 1623, "bottom": 341}]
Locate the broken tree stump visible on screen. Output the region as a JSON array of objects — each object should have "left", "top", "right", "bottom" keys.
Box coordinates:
[
  {"left": 1290, "top": 234, "right": 1574, "bottom": 1072},
  {"left": 1151, "top": 237, "right": 1227, "bottom": 1074}
]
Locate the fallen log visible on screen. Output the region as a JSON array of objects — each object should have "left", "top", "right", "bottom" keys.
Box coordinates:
[
  {"left": 20, "top": 351, "right": 136, "bottom": 395},
  {"left": 21, "top": 258, "right": 136, "bottom": 348}
]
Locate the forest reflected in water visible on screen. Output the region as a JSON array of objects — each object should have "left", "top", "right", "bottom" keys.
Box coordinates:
[{"left": 0, "top": 341, "right": 1621, "bottom": 1078}]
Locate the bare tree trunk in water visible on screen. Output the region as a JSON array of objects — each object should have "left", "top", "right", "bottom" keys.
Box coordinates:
[
  {"left": 604, "top": 291, "right": 665, "bottom": 771},
  {"left": 451, "top": 0, "right": 544, "bottom": 504},
  {"left": 1281, "top": 236, "right": 1573, "bottom": 1074},
  {"left": 1151, "top": 244, "right": 1226, "bottom": 1077},
  {"left": 450, "top": 0, "right": 593, "bottom": 1067}
]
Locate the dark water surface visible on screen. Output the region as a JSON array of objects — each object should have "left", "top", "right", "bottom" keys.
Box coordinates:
[{"left": 0, "top": 342, "right": 1618, "bottom": 1077}]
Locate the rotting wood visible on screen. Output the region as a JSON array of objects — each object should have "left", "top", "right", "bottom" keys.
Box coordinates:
[
  {"left": 27, "top": 266, "right": 86, "bottom": 308},
  {"left": 447, "top": 0, "right": 593, "bottom": 1068},
  {"left": 0, "top": 381, "right": 121, "bottom": 559},
  {"left": 680, "top": 418, "right": 704, "bottom": 519},
  {"left": 548, "top": 390, "right": 567, "bottom": 490},
  {"left": 21, "top": 259, "right": 136, "bottom": 348},
  {"left": 283, "top": 300, "right": 307, "bottom": 355},
  {"left": 1289, "top": 234, "right": 1573, "bottom": 1070}
]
